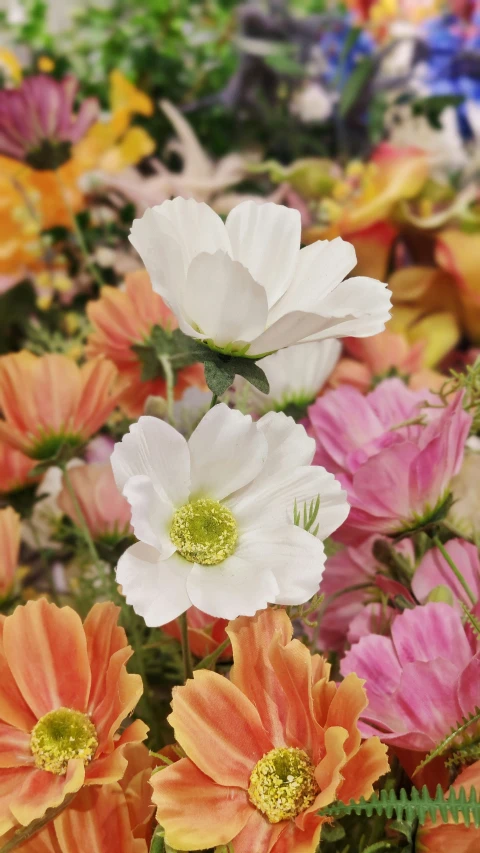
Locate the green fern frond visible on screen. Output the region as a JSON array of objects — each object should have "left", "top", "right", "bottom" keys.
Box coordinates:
[
  {"left": 447, "top": 743, "right": 480, "bottom": 773},
  {"left": 413, "top": 707, "right": 480, "bottom": 776},
  {"left": 461, "top": 603, "right": 480, "bottom": 639},
  {"left": 318, "top": 785, "right": 480, "bottom": 827}
]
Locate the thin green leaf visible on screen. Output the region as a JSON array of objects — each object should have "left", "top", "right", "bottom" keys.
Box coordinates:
[{"left": 413, "top": 707, "right": 480, "bottom": 776}]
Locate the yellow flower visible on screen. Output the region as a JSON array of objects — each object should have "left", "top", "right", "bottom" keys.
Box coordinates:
[{"left": 0, "top": 48, "right": 22, "bottom": 86}]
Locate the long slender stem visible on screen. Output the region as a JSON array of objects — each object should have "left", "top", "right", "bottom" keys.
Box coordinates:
[
  {"left": 433, "top": 536, "right": 477, "bottom": 606},
  {"left": 209, "top": 393, "right": 218, "bottom": 409},
  {"left": 195, "top": 636, "right": 231, "bottom": 670},
  {"left": 179, "top": 611, "right": 193, "bottom": 681},
  {"left": 0, "top": 793, "right": 76, "bottom": 852},
  {"left": 158, "top": 355, "right": 175, "bottom": 426},
  {"left": 54, "top": 171, "right": 105, "bottom": 289}
]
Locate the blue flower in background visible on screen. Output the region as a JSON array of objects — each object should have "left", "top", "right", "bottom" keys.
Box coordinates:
[
  {"left": 317, "top": 20, "right": 375, "bottom": 87},
  {"left": 420, "top": 12, "right": 480, "bottom": 137}
]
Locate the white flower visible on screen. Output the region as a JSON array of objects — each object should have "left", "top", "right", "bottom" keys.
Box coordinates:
[
  {"left": 236, "top": 338, "right": 341, "bottom": 415},
  {"left": 111, "top": 403, "right": 349, "bottom": 625},
  {"left": 129, "top": 197, "right": 391, "bottom": 358},
  {"left": 290, "top": 82, "right": 333, "bottom": 123}
]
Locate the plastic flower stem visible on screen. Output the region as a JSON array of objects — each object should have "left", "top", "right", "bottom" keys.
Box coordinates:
[
  {"left": 0, "top": 793, "right": 77, "bottom": 852},
  {"left": 54, "top": 171, "right": 105, "bottom": 289},
  {"left": 158, "top": 355, "right": 175, "bottom": 426},
  {"left": 179, "top": 611, "right": 194, "bottom": 681},
  {"left": 209, "top": 393, "right": 218, "bottom": 409},
  {"left": 433, "top": 536, "right": 477, "bottom": 606},
  {"left": 195, "top": 636, "right": 231, "bottom": 670}
]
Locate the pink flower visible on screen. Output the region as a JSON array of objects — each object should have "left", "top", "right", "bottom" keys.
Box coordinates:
[
  {"left": 57, "top": 463, "right": 132, "bottom": 543},
  {"left": 162, "top": 606, "right": 231, "bottom": 661},
  {"left": 341, "top": 602, "right": 479, "bottom": 753},
  {"left": 311, "top": 387, "right": 471, "bottom": 545},
  {"left": 0, "top": 75, "right": 98, "bottom": 170},
  {"left": 412, "top": 538, "right": 480, "bottom": 608}
]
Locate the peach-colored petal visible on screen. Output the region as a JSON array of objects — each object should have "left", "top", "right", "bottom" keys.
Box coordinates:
[
  {"left": 9, "top": 760, "right": 85, "bottom": 828},
  {"left": 231, "top": 807, "right": 285, "bottom": 853},
  {"left": 169, "top": 670, "right": 272, "bottom": 789},
  {"left": 55, "top": 784, "right": 146, "bottom": 853},
  {"left": 336, "top": 737, "right": 389, "bottom": 804},
  {"left": 3, "top": 600, "right": 91, "bottom": 719},
  {"left": 0, "top": 724, "right": 33, "bottom": 767},
  {"left": 0, "top": 506, "right": 21, "bottom": 597},
  {"left": 84, "top": 721, "right": 149, "bottom": 786},
  {"left": 228, "top": 609, "right": 292, "bottom": 745},
  {"left": 0, "top": 620, "right": 37, "bottom": 731},
  {"left": 313, "top": 727, "right": 349, "bottom": 809},
  {"left": 83, "top": 602, "right": 130, "bottom": 711},
  {"left": 151, "top": 757, "right": 252, "bottom": 850},
  {"left": 90, "top": 646, "right": 143, "bottom": 754},
  {"left": 272, "top": 815, "right": 323, "bottom": 853},
  {"left": 324, "top": 673, "right": 369, "bottom": 759}
]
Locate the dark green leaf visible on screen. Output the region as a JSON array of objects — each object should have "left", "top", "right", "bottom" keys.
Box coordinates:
[
  {"left": 412, "top": 95, "right": 465, "bottom": 130},
  {"left": 338, "top": 57, "right": 375, "bottom": 118},
  {"left": 231, "top": 358, "right": 270, "bottom": 394},
  {"left": 204, "top": 359, "right": 236, "bottom": 395}
]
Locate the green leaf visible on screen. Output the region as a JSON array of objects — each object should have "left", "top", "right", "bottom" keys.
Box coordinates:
[
  {"left": 413, "top": 706, "right": 480, "bottom": 776},
  {"left": 230, "top": 358, "right": 270, "bottom": 394},
  {"left": 204, "top": 359, "right": 236, "bottom": 396},
  {"left": 338, "top": 57, "right": 375, "bottom": 118},
  {"left": 412, "top": 94, "right": 465, "bottom": 130}
]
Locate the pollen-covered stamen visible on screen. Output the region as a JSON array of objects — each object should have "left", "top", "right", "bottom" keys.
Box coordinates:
[
  {"left": 30, "top": 707, "right": 98, "bottom": 776},
  {"left": 248, "top": 747, "right": 319, "bottom": 824},
  {"left": 170, "top": 498, "right": 238, "bottom": 566}
]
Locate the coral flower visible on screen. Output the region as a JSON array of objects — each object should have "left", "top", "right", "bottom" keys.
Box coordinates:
[
  {"left": 11, "top": 743, "right": 155, "bottom": 853},
  {"left": 151, "top": 608, "right": 389, "bottom": 852},
  {"left": 341, "top": 602, "right": 480, "bottom": 754},
  {"left": 57, "top": 462, "right": 132, "bottom": 544},
  {"left": 0, "top": 440, "right": 36, "bottom": 495},
  {"left": 0, "top": 506, "right": 21, "bottom": 600},
  {"left": 417, "top": 760, "right": 480, "bottom": 852},
  {"left": 86, "top": 270, "right": 205, "bottom": 418},
  {"left": 0, "top": 599, "right": 147, "bottom": 835},
  {"left": 0, "top": 75, "right": 99, "bottom": 169},
  {"left": 130, "top": 197, "right": 391, "bottom": 358},
  {"left": 162, "top": 606, "right": 230, "bottom": 661},
  {"left": 310, "top": 382, "right": 471, "bottom": 544},
  {"left": 0, "top": 352, "right": 122, "bottom": 460}
]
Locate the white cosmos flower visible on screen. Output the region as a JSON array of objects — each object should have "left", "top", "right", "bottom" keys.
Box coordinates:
[
  {"left": 111, "top": 403, "right": 349, "bottom": 625},
  {"left": 236, "top": 338, "right": 341, "bottom": 415},
  {"left": 129, "top": 197, "right": 391, "bottom": 358}
]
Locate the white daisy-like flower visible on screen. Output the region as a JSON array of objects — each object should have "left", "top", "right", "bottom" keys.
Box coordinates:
[
  {"left": 129, "top": 197, "right": 391, "bottom": 358},
  {"left": 236, "top": 338, "right": 341, "bottom": 415},
  {"left": 111, "top": 403, "right": 349, "bottom": 625}
]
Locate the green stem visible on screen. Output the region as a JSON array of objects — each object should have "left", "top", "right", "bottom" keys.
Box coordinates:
[
  {"left": 158, "top": 355, "right": 175, "bottom": 426},
  {"left": 361, "top": 844, "right": 394, "bottom": 853},
  {"left": 209, "top": 393, "right": 218, "bottom": 409},
  {"left": 195, "top": 636, "right": 231, "bottom": 670},
  {"left": 433, "top": 536, "right": 477, "bottom": 606},
  {"left": 0, "top": 793, "right": 77, "bottom": 852},
  {"left": 179, "top": 611, "right": 193, "bottom": 681},
  {"left": 54, "top": 171, "right": 105, "bottom": 289}
]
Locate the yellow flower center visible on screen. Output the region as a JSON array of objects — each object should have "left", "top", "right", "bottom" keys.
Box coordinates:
[
  {"left": 248, "top": 747, "right": 319, "bottom": 824},
  {"left": 30, "top": 708, "right": 98, "bottom": 775},
  {"left": 170, "top": 498, "right": 238, "bottom": 566}
]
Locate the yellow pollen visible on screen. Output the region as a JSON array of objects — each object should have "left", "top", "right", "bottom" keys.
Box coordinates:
[
  {"left": 170, "top": 498, "right": 238, "bottom": 566},
  {"left": 248, "top": 747, "right": 319, "bottom": 824},
  {"left": 30, "top": 708, "right": 98, "bottom": 775}
]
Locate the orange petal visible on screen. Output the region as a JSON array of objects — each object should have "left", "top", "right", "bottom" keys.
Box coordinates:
[
  {"left": 54, "top": 784, "right": 144, "bottom": 853},
  {"left": 273, "top": 814, "right": 323, "bottom": 853},
  {"left": 313, "top": 726, "right": 349, "bottom": 810},
  {"left": 151, "top": 756, "right": 252, "bottom": 850},
  {"left": 337, "top": 737, "right": 389, "bottom": 804},
  {"left": 83, "top": 602, "right": 127, "bottom": 711},
  {"left": 169, "top": 670, "right": 272, "bottom": 788},
  {"left": 228, "top": 608, "right": 292, "bottom": 745},
  {"left": 0, "top": 620, "right": 37, "bottom": 731},
  {"left": 9, "top": 761, "right": 85, "bottom": 829},
  {"left": 0, "top": 724, "right": 33, "bottom": 768},
  {"left": 90, "top": 647, "right": 143, "bottom": 754},
  {"left": 324, "top": 673, "right": 368, "bottom": 759},
  {"left": 3, "top": 600, "right": 91, "bottom": 719},
  {"left": 230, "top": 807, "right": 284, "bottom": 853}
]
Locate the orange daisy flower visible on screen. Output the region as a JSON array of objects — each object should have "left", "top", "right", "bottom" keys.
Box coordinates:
[
  {"left": 416, "top": 760, "right": 480, "bottom": 852},
  {"left": 86, "top": 270, "right": 205, "bottom": 418},
  {"left": 0, "top": 506, "right": 21, "bottom": 600},
  {"left": 57, "top": 462, "right": 132, "bottom": 544},
  {"left": 9, "top": 743, "right": 155, "bottom": 853},
  {"left": 151, "top": 608, "right": 389, "bottom": 853},
  {"left": 0, "top": 440, "right": 36, "bottom": 495},
  {"left": 0, "top": 599, "right": 147, "bottom": 835},
  {"left": 163, "top": 606, "right": 231, "bottom": 661},
  {"left": 0, "top": 352, "right": 121, "bottom": 460}
]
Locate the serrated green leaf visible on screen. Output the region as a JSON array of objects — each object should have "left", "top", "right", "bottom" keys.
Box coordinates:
[
  {"left": 204, "top": 359, "right": 235, "bottom": 395},
  {"left": 231, "top": 358, "right": 270, "bottom": 394}
]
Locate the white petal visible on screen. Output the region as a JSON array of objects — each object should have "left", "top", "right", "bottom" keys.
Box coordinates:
[
  {"left": 226, "top": 201, "right": 301, "bottom": 307},
  {"left": 243, "top": 526, "right": 326, "bottom": 606},
  {"left": 129, "top": 208, "right": 186, "bottom": 310},
  {"left": 256, "top": 411, "right": 315, "bottom": 476},
  {"left": 248, "top": 310, "right": 335, "bottom": 355},
  {"left": 258, "top": 339, "right": 341, "bottom": 407},
  {"left": 151, "top": 197, "right": 231, "bottom": 265},
  {"left": 122, "top": 474, "right": 175, "bottom": 558},
  {"left": 303, "top": 276, "right": 392, "bottom": 341},
  {"left": 188, "top": 403, "right": 268, "bottom": 500},
  {"left": 111, "top": 416, "right": 190, "bottom": 506},
  {"left": 186, "top": 549, "right": 279, "bottom": 619},
  {"left": 228, "top": 465, "right": 349, "bottom": 539},
  {"left": 268, "top": 237, "right": 357, "bottom": 320},
  {"left": 182, "top": 251, "right": 268, "bottom": 347},
  {"left": 116, "top": 542, "right": 191, "bottom": 627}
]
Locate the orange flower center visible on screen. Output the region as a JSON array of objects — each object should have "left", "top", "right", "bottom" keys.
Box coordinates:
[
  {"left": 30, "top": 707, "right": 98, "bottom": 775},
  {"left": 248, "top": 747, "right": 319, "bottom": 824}
]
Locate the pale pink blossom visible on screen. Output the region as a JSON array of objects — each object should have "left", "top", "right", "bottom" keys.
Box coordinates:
[{"left": 58, "top": 462, "right": 132, "bottom": 542}]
